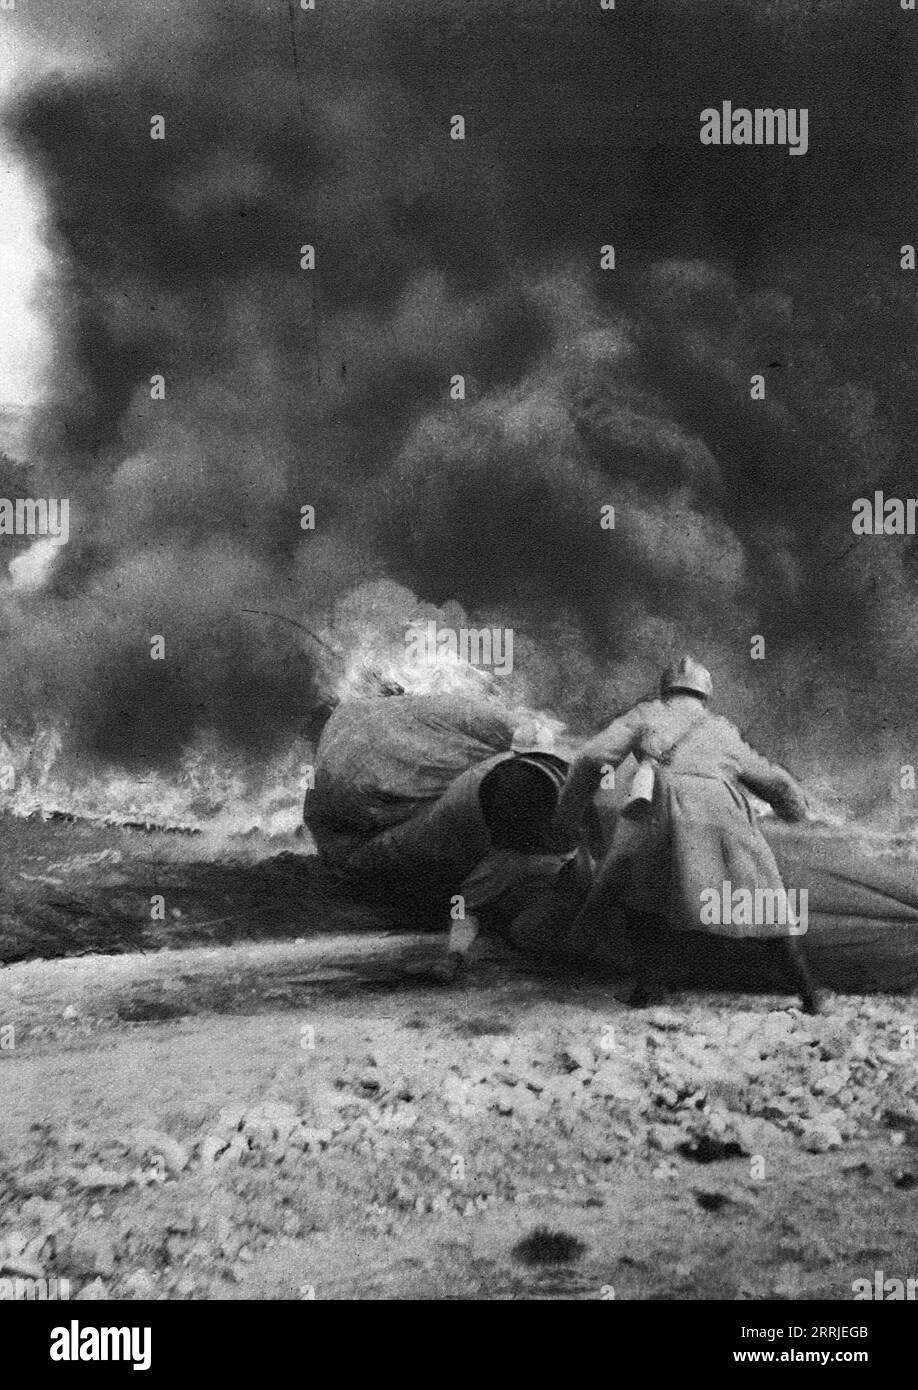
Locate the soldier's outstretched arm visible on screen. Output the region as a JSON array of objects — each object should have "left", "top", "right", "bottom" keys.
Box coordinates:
[
  {"left": 553, "top": 707, "right": 644, "bottom": 841},
  {"left": 735, "top": 737, "right": 808, "bottom": 821}
]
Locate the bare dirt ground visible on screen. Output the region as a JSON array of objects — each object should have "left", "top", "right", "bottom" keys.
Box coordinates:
[{"left": 1, "top": 817, "right": 916, "bottom": 1300}]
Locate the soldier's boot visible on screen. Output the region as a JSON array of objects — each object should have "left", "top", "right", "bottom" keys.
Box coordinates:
[
  {"left": 783, "top": 934, "right": 823, "bottom": 1014},
  {"left": 626, "top": 911, "right": 671, "bottom": 1007}
]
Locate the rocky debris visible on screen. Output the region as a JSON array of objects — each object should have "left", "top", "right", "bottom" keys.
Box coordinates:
[
  {"left": 3, "top": 979, "right": 916, "bottom": 1299},
  {"left": 632, "top": 1001, "right": 918, "bottom": 1164},
  {"left": 67, "top": 1164, "right": 136, "bottom": 1192},
  {"left": 0, "top": 1197, "right": 71, "bottom": 1274},
  {"left": 19, "top": 1196, "right": 66, "bottom": 1231},
  {"left": 123, "top": 1267, "right": 157, "bottom": 1298},
  {"left": 0, "top": 1230, "right": 45, "bottom": 1278},
  {"left": 62, "top": 1224, "right": 117, "bottom": 1277},
  {"left": 799, "top": 1119, "right": 844, "bottom": 1153},
  {"left": 647, "top": 1008, "right": 685, "bottom": 1031},
  {"left": 729, "top": 1115, "right": 786, "bottom": 1153},
  {"left": 198, "top": 1135, "right": 228, "bottom": 1169},
  {"left": 561, "top": 1044, "right": 596, "bottom": 1074},
  {"left": 2, "top": 1255, "right": 46, "bottom": 1277},
  {"left": 648, "top": 1123, "right": 685, "bottom": 1155},
  {"left": 132, "top": 1129, "right": 190, "bottom": 1178},
  {"left": 182, "top": 1097, "right": 351, "bottom": 1173},
  {"left": 11, "top": 1165, "right": 63, "bottom": 1197},
  {"left": 74, "top": 1277, "right": 109, "bottom": 1300},
  {"left": 591, "top": 1064, "right": 644, "bottom": 1103}
]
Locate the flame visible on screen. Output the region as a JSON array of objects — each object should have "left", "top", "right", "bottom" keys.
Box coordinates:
[
  {"left": 0, "top": 600, "right": 565, "bottom": 836},
  {"left": 0, "top": 726, "right": 313, "bottom": 839},
  {"left": 332, "top": 617, "right": 565, "bottom": 752}
]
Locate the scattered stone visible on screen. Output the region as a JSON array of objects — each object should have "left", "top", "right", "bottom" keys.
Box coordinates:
[
  {"left": 598, "top": 1078, "right": 645, "bottom": 1105},
  {"left": 813, "top": 1067, "right": 849, "bottom": 1098},
  {"left": 132, "top": 1129, "right": 190, "bottom": 1176},
  {"left": 651, "top": 1162, "right": 678, "bottom": 1180},
  {"left": 199, "top": 1135, "right": 229, "bottom": 1169},
  {"left": 647, "top": 1008, "right": 684, "bottom": 1031},
  {"left": 561, "top": 1045, "right": 596, "bottom": 1074},
  {"left": 0, "top": 1232, "right": 28, "bottom": 1260},
  {"left": 0, "top": 1252, "right": 45, "bottom": 1278},
  {"left": 23, "top": 1230, "right": 52, "bottom": 1262},
  {"left": 64, "top": 1226, "right": 116, "bottom": 1278},
  {"left": 20, "top": 1197, "right": 63, "bottom": 1225},
  {"left": 442, "top": 1075, "right": 474, "bottom": 1110},
  {"left": 800, "top": 1121, "right": 843, "bottom": 1153},
  {"left": 374, "top": 1108, "right": 415, "bottom": 1134},
  {"left": 69, "top": 1165, "right": 134, "bottom": 1191},
  {"left": 648, "top": 1123, "right": 685, "bottom": 1154},
  {"left": 759, "top": 1096, "right": 797, "bottom": 1121},
  {"left": 216, "top": 1104, "right": 247, "bottom": 1132},
  {"left": 123, "top": 1268, "right": 156, "bottom": 1299},
  {"left": 15, "top": 1167, "right": 61, "bottom": 1196},
  {"left": 539, "top": 1074, "right": 593, "bottom": 1108},
  {"left": 213, "top": 1215, "right": 233, "bottom": 1251},
  {"left": 730, "top": 1115, "right": 785, "bottom": 1155},
  {"left": 74, "top": 1277, "right": 109, "bottom": 1300},
  {"left": 220, "top": 1136, "right": 247, "bottom": 1165}
]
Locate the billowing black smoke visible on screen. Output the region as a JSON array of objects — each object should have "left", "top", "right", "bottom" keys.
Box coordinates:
[{"left": 2, "top": 0, "right": 917, "bottom": 813}]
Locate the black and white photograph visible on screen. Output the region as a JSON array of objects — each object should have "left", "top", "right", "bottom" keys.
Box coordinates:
[{"left": 0, "top": 0, "right": 916, "bottom": 1341}]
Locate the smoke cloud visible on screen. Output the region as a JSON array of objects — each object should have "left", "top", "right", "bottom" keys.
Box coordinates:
[{"left": 1, "top": 0, "right": 916, "bottom": 816}]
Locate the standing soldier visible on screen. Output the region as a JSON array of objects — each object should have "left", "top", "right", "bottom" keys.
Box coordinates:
[{"left": 556, "top": 656, "right": 821, "bottom": 1011}]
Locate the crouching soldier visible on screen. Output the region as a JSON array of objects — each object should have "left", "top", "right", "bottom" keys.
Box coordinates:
[
  {"left": 430, "top": 752, "right": 594, "bottom": 982},
  {"left": 556, "top": 656, "right": 822, "bottom": 1012}
]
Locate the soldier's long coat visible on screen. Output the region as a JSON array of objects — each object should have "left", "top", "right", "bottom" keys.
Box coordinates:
[{"left": 584, "top": 695, "right": 808, "bottom": 938}]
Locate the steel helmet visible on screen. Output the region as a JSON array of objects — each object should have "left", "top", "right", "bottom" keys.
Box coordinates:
[{"left": 661, "top": 655, "right": 713, "bottom": 700}]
